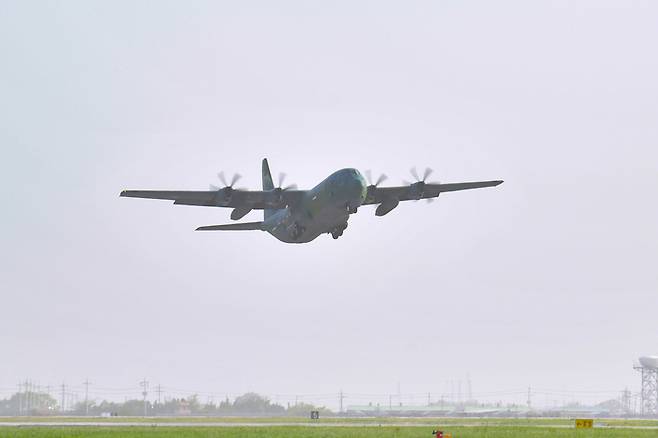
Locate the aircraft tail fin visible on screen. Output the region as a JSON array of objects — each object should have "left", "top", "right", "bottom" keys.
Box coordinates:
[
  {"left": 262, "top": 158, "right": 276, "bottom": 220},
  {"left": 196, "top": 221, "right": 264, "bottom": 231}
]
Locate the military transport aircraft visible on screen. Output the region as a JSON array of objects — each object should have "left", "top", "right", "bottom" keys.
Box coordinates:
[{"left": 120, "top": 159, "right": 503, "bottom": 243}]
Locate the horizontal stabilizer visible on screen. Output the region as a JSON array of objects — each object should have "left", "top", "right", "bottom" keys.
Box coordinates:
[{"left": 196, "top": 221, "right": 264, "bottom": 231}]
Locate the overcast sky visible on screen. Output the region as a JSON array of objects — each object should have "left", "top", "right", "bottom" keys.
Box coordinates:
[{"left": 1, "top": 1, "right": 657, "bottom": 408}]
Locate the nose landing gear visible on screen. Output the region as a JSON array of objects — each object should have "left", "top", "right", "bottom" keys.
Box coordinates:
[{"left": 331, "top": 222, "right": 348, "bottom": 239}]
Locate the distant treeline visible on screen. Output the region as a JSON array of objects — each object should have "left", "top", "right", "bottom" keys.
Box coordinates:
[{"left": 0, "top": 391, "right": 332, "bottom": 417}]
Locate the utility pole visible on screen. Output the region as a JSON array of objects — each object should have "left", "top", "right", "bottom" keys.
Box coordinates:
[
  {"left": 140, "top": 379, "right": 149, "bottom": 417},
  {"left": 25, "top": 380, "right": 31, "bottom": 414},
  {"left": 83, "top": 379, "right": 91, "bottom": 416},
  {"left": 339, "top": 390, "right": 345, "bottom": 413},
  {"left": 155, "top": 384, "right": 163, "bottom": 406},
  {"left": 527, "top": 386, "right": 532, "bottom": 410},
  {"left": 427, "top": 392, "right": 431, "bottom": 406},
  {"left": 17, "top": 382, "right": 22, "bottom": 416},
  {"left": 46, "top": 385, "right": 52, "bottom": 412},
  {"left": 60, "top": 383, "right": 67, "bottom": 413}
]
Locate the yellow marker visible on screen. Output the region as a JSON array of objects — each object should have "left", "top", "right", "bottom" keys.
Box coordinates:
[{"left": 575, "top": 419, "right": 593, "bottom": 428}]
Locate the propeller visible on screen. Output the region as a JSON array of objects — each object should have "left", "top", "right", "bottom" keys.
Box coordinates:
[
  {"left": 210, "top": 171, "right": 242, "bottom": 191},
  {"left": 276, "top": 172, "right": 298, "bottom": 191},
  {"left": 219, "top": 171, "right": 242, "bottom": 187},
  {"left": 364, "top": 169, "right": 388, "bottom": 203},
  {"left": 405, "top": 166, "right": 440, "bottom": 202},
  {"left": 365, "top": 169, "right": 388, "bottom": 187},
  {"left": 271, "top": 172, "right": 297, "bottom": 204},
  {"left": 209, "top": 171, "right": 245, "bottom": 205},
  {"left": 407, "top": 166, "right": 434, "bottom": 183}
]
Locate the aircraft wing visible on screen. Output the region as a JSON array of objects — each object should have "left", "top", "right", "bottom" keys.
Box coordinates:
[
  {"left": 119, "top": 188, "right": 306, "bottom": 209},
  {"left": 363, "top": 180, "right": 503, "bottom": 205}
]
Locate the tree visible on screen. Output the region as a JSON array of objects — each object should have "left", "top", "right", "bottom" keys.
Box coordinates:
[
  {"left": 285, "top": 402, "right": 332, "bottom": 417},
  {"left": 0, "top": 391, "right": 57, "bottom": 415},
  {"left": 232, "top": 392, "right": 285, "bottom": 415}
]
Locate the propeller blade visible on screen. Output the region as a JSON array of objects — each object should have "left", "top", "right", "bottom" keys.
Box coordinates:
[
  {"left": 218, "top": 171, "right": 228, "bottom": 187},
  {"left": 230, "top": 173, "right": 242, "bottom": 187},
  {"left": 410, "top": 167, "right": 420, "bottom": 181},
  {"left": 426, "top": 198, "right": 435, "bottom": 203},
  {"left": 278, "top": 172, "right": 287, "bottom": 188},
  {"left": 375, "top": 173, "right": 387, "bottom": 186},
  {"left": 284, "top": 184, "right": 298, "bottom": 190},
  {"left": 402, "top": 180, "right": 411, "bottom": 186},
  {"left": 365, "top": 169, "right": 373, "bottom": 185},
  {"left": 423, "top": 167, "right": 433, "bottom": 181},
  {"left": 209, "top": 184, "right": 220, "bottom": 191}
]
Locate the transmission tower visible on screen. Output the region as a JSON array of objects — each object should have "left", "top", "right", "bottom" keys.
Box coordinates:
[
  {"left": 621, "top": 387, "right": 632, "bottom": 416},
  {"left": 635, "top": 358, "right": 658, "bottom": 417}
]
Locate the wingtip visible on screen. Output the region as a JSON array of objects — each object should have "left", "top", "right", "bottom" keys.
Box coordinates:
[
  {"left": 496, "top": 180, "right": 504, "bottom": 186},
  {"left": 119, "top": 190, "right": 127, "bottom": 197}
]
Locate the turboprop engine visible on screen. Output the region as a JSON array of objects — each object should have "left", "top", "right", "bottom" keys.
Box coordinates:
[{"left": 375, "top": 198, "right": 399, "bottom": 216}]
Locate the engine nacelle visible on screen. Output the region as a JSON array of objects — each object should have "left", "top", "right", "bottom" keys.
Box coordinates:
[
  {"left": 375, "top": 198, "right": 399, "bottom": 216},
  {"left": 230, "top": 207, "right": 252, "bottom": 220}
]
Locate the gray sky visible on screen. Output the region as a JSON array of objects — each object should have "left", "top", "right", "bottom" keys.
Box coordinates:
[{"left": 1, "top": 1, "right": 657, "bottom": 407}]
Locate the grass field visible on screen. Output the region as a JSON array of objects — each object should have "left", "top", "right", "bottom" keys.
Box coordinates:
[
  {"left": 1, "top": 418, "right": 657, "bottom": 438},
  {"left": 1, "top": 426, "right": 658, "bottom": 438},
  {"left": 1, "top": 417, "right": 657, "bottom": 427}
]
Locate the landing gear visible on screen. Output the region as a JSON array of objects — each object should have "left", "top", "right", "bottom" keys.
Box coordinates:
[
  {"left": 331, "top": 222, "right": 348, "bottom": 239},
  {"left": 346, "top": 204, "right": 358, "bottom": 214},
  {"left": 290, "top": 222, "right": 305, "bottom": 240}
]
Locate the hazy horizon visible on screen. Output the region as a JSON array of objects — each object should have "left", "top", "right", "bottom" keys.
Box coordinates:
[{"left": 2, "top": 1, "right": 657, "bottom": 411}]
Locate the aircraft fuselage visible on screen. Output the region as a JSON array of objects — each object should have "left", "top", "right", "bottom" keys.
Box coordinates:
[{"left": 264, "top": 168, "right": 367, "bottom": 243}]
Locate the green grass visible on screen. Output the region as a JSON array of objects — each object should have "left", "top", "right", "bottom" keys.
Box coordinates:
[
  {"left": 1, "top": 417, "right": 657, "bottom": 427},
  {"left": 1, "top": 426, "right": 658, "bottom": 438}
]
